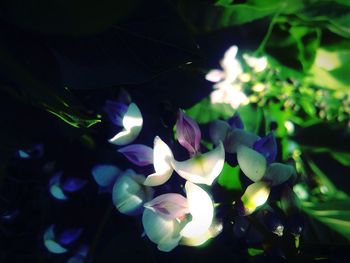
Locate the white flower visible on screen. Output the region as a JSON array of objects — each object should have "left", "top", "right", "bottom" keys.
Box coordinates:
[{"left": 142, "top": 182, "right": 215, "bottom": 252}]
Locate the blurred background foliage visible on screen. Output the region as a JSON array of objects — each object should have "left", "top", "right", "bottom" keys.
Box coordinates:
[{"left": 0, "top": 0, "right": 349, "bottom": 262}]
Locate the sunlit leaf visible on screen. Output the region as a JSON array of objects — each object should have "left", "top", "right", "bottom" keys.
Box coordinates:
[
  {"left": 301, "top": 198, "right": 350, "bottom": 241},
  {"left": 218, "top": 163, "right": 242, "bottom": 191}
]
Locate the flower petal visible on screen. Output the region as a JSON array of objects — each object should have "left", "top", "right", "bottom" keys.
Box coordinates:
[
  {"left": 103, "top": 100, "right": 128, "bottom": 127},
  {"left": 209, "top": 120, "right": 230, "bottom": 146},
  {"left": 44, "top": 240, "right": 68, "bottom": 254},
  {"left": 50, "top": 185, "right": 68, "bottom": 201},
  {"left": 144, "top": 137, "right": 174, "bottom": 186},
  {"left": 205, "top": 69, "right": 225, "bottom": 83},
  {"left": 237, "top": 145, "right": 267, "bottom": 182},
  {"left": 58, "top": 228, "right": 83, "bottom": 246},
  {"left": 243, "top": 54, "right": 267, "bottom": 72},
  {"left": 172, "top": 142, "right": 225, "bottom": 185},
  {"left": 118, "top": 144, "right": 153, "bottom": 166},
  {"left": 176, "top": 110, "right": 201, "bottom": 156},
  {"left": 109, "top": 103, "right": 143, "bottom": 146},
  {"left": 180, "top": 182, "right": 214, "bottom": 238},
  {"left": 43, "top": 225, "right": 68, "bottom": 254},
  {"left": 224, "top": 129, "right": 260, "bottom": 153},
  {"left": 241, "top": 181, "right": 270, "bottom": 215},
  {"left": 228, "top": 113, "right": 244, "bottom": 129},
  {"left": 62, "top": 178, "right": 88, "bottom": 192},
  {"left": 181, "top": 219, "right": 223, "bottom": 247},
  {"left": 144, "top": 193, "right": 189, "bottom": 220},
  {"left": 112, "top": 170, "right": 147, "bottom": 215},
  {"left": 253, "top": 133, "right": 277, "bottom": 164},
  {"left": 91, "top": 164, "right": 120, "bottom": 187},
  {"left": 142, "top": 209, "right": 182, "bottom": 252},
  {"left": 221, "top": 46, "right": 243, "bottom": 82},
  {"left": 263, "top": 163, "right": 296, "bottom": 186}
]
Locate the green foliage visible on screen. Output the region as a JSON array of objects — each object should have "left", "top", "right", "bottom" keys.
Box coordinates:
[
  {"left": 247, "top": 247, "right": 264, "bottom": 256},
  {"left": 218, "top": 163, "right": 242, "bottom": 191},
  {"left": 301, "top": 198, "right": 350, "bottom": 241},
  {"left": 186, "top": 98, "right": 235, "bottom": 124}
]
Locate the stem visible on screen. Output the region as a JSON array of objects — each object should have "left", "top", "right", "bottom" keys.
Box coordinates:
[
  {"left": 255, "top": 13, "right": 281, "bottom": 55},
  {"left": 85, "top": 204, "right": 114, "bottom": 263}
]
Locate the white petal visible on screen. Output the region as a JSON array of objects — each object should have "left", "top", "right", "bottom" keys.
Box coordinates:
[
  {"left": 243, "top": 54, "right": 267, "bottom": 72},
  {"left": 181, "top": 219, "right": 223, "bottom": 247},
  {"left": 241, "top": 181, "right": 270, "bottom": 215},
  {"left": 205, "top": 69, "right": 224, "bottom": 82},
  {"left": 109, "top": 103, "right": 143, "bottom": 146},
  {"left": 263, "top": 163, "right": 296, "bottom": 186},
  {"left": 237, "top": 145, "right": 267, "bottom": 182},
  {"left": 112, "top": 170, "right": 146, "bottom": 215},
  {"left": 143, "top": 171, "right": 173, "bottom": 186},
  {"left": 144, "top": 136, "right": 174, "bottom": 186},
  {"left": 172, "top": 142, "right": 225, "bottom": 185},
  {"left": 209, "top": 120, "right": 230, "bottom": 146},
  {"left": 142, "top": 209, "right": 181, "bottom": 252},
  {"left": 180, "top": 182, "right": 214, "bottom": 238},
  {"left": 225, "top": 129, "right": 260, "bottom": 153}
]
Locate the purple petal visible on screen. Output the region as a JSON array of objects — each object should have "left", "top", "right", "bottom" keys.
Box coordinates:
[
  {"left": 228, "top": 113, "right": 244, "bottom": 129},
  {"left": 58, "top": 228, "right": 83, "bottom": 246},
  {"left": 253, "top": 133, "right": 277, "bottom": 164},
  {"left": 103, "top": 100, "right": 128, "bottom": 127},
  {"left": 144, "top": 193, "right": 189, "bottom": 220},
  {"left": 118, "top": 144, "right": 153, "bottom": 166},
  {"left": 176, "top": 110, "right": 201, "bottom": 156},
  {"left": 62, "top": 178, "right": 88, "bottom": 192}
]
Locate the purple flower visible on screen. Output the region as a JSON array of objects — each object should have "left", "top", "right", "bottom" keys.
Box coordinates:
[
  {"left": 176, "top": 110, "right": 201, "bottom": 156},
  {"left": 253, "top": 133, "right": 277, "bottom": 164}
]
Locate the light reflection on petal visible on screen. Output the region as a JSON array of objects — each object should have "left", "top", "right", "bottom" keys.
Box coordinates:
[
  {"left": 109, "top": 103, "right": 143, "bottom": 146},
  {"left": 112, "top": 170, "right": 151, "bottom": 215},
  {"left": 172, "top": 142, "right": 225, "bottom": 185},
  {"left": 241, "top": 181, "right": 270, "bottom": 215},
  {"left": 144, "top": 137, "right": 174, "bottom": 186},
  {"left": 180, "top": 182, "right": 214, "bottom": 238}
]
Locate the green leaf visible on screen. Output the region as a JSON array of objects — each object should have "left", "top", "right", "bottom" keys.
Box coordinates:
[
  {"left": 330, "top": 152, "right": 350, "bottom": 167},
  {"left": 0, "top": 29, "right": 100, "bottom": 129},
  {"left": 218, "top": 163, "right": 242, "bottom": 191},
  {"left": 301, "top": 198, "right": 350, "bottom": 241},
  {"left": 186, "top": 98, "right": 235, "bottom": 124},
  {"left": 178, "top": 0, "right": 304, "bottom": 33},
  {"left": 247, "top": 247, "right": 264, "bottom": 256},
  {"left": 295, "top": 1, "right": 350, "bottom": 38},
  {"left": 266, "top": 24, "right": 321, "bottom": 72},
  {"left": 306, "top": 159, "right": 347, "bottom": 199}
]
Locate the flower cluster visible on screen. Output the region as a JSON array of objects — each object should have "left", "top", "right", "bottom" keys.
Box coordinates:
[
  {"left": 93, "top": 92, "right": 300, "bottom": 253},
  {"left": 206, "top": 45, "right": 350, "bottom": 128}
]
